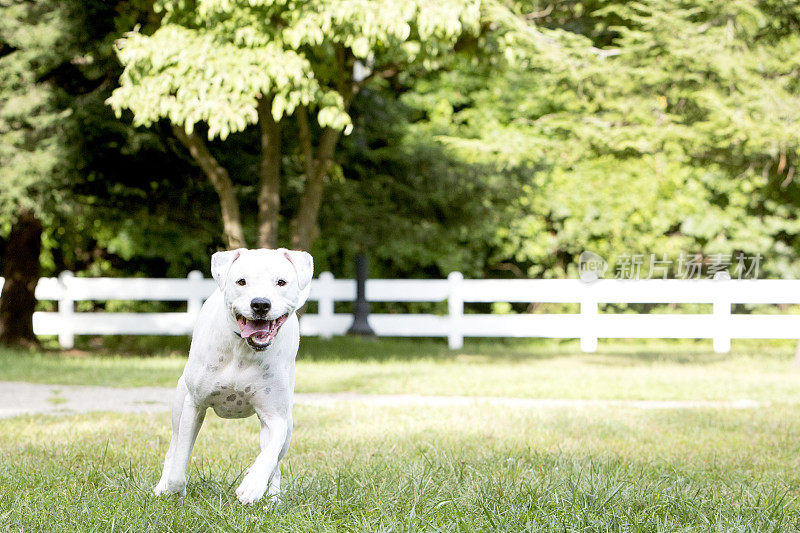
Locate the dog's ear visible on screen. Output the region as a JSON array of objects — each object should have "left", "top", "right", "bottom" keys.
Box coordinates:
[
  {"left": 211, "top": 248, "right": 245, "bottom": 289},
  {"left": 281, "top": 249, "right": 314, "bottom": 291}
]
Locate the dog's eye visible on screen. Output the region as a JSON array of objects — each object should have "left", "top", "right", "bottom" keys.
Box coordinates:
[
  {"left": 236, "top": 278, "right": 246, "bottom": 286},
  {"left": 276, "top": 279, "right": 286, "bottom": 287}
]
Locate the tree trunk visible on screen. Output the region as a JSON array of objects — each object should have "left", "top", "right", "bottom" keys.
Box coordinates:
[
  {"left": 290, "top": 170, "right": 325, "bottom": 251},
  {"left": 290, "top": 45, "right": 354, "bottom": 251},
  {"left": 172, "top": 125, "right": 247, "bottom": 249},
  {"left": 290, "top": 126, "right": 343, "bottom": 251},
  {"left": 256, "top": 97, "right": 282, "bottom": 248},
  {"left": 0, "top": 209, "right": 42, "bottom": 348}
]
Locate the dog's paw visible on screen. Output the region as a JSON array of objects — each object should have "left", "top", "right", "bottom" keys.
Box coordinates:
[
  {"left": 263, "top": 491, "right": 281, "bottom": 507},
  {"left": 236, "top": 470, "right": 269, "bottom": 505},
  {"left": 264, "top": 478, "right": 281, "bottom": 504},
  {"left": 154, "top": 478, "right": 186, "bottom": 497}
]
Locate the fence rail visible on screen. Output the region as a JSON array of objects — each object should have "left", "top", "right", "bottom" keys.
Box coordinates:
[{"left": 2, "top": 271, "right": 800, "bottom": 352}]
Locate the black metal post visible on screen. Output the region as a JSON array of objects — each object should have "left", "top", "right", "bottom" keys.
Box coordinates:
[{"left": 348, "top": 253, "right": 375, "bottom": 336}]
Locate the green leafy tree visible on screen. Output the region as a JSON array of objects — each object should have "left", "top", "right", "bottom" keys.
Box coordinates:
[
  {"left": 0, "top": 0, "right": 80, "bottom": 346},
  {"left": 0, "top": 0, "right": 174, "bottom": 346},
  {"left": 411, "top": 0, "right": 800, "bottom": 279},
  {"left": 108, "top": 0, "right": 483, "bottom": 251},
  {"left": 60, "top": 0, "right": 222, "bottom": 278}
]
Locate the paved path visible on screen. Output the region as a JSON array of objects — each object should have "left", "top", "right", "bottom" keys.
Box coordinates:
[{"left": 0, "top": 381, "right": 763, "bottom": 419}]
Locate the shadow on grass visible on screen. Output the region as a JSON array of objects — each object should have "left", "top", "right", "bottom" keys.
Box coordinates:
[
  {"left": 6, "top": 334, "right": 796, "bottom": 368},
  {"left": 299, "top": 336, "right": 794, "bottom": 366}
]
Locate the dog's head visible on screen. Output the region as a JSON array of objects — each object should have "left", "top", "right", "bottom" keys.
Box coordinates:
[{"left": 211, "top": 248, "right": 313, "bottom": 351}]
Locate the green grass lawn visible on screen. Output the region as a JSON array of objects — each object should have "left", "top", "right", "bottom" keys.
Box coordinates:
[
  {"left": 1, "top": 403, "right": 799, "bottom": 531},
  {"left": 1, "top": 337, "right": 800, "bottom": 402},
  {"left": 1, "top": 338, "right": 799, "bottom": 530}
]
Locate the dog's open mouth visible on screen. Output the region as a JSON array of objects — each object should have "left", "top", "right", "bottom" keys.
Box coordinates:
[{"left": 235, "top": 313, "right": 288, "bottom": 350}]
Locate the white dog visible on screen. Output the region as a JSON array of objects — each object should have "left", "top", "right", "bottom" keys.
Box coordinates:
[{"left": 153, "top": 247, "right": 313, "bottom": 504}]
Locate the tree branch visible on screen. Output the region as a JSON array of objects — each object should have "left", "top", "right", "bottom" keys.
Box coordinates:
[
  {"left": 290, "top": 125, "right": 342, "bottom": 250},
  {"left": 256, "top": 97, "right": 282, "bottom": 248},
  {"left": 334, "top": 43, "right": 350, "bottom": 98},
  {"left": 355, "top": 65, "right": 399, "bottom": 89},
  {"left": 289, "top": 46, "right": 355, "bottom": 250},
  {"left": 172, "top": 124, "right": 247, "bottom": 249},
  {"left": 524, "top": 4, "right": 553, "bottom": 20},
  {"left": 296, "top": 105, "right": 315, "bottom": 180}
]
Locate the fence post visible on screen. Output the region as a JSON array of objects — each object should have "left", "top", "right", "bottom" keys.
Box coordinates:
[
  {"left": 187, "top": 270, "right": 204, "bottom": 332},
  {"left": 580, "top": 294, "right": 598, "bottom": 353},
  {"left": 317, "top": 272, "right": 335, "bottom": 339},
  {"left": 713, "top": 272, "right": 731, "bottom": 353},
  {"left": 58, "top": 270, "right": 75, "bottom": 349},
  {"left": 448, "top": 271, "right": 464, "bottom": 349}
]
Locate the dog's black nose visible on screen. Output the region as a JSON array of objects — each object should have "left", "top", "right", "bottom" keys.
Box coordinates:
[{"left": 250, "top": 297, "right": 271, "bottom": 315}]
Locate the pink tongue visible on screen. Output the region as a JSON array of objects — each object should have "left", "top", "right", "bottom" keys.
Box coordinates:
[{"left": 237, "top": 317, "right": 270, "bottom": 339}]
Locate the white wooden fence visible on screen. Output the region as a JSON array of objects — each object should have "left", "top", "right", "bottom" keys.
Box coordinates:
[{"left": 3, "top": 271, "right": 800, "bottom": 352}]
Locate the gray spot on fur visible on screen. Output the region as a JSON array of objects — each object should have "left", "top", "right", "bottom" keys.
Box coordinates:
[{"left": 226, "top": 394, "right": 236, "bottom": 401}]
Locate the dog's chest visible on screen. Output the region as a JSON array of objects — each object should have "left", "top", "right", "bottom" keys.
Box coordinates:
[
  {"left": 201, "top": 358, "right": 278, "bottom": 419},
  {"left": 207, "top": 384, "right": 258, "bottom": 418}
]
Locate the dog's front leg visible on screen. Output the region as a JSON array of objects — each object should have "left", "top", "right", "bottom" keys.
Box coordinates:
[
  {"left": 235, "top": 414, "right": 288, "bottom": 505},
  {"left": 161, "top": 395, "right": 206, "bottom": 496},
  {"left": 154, "top": 376, "right": 189, "bottom": 495}
]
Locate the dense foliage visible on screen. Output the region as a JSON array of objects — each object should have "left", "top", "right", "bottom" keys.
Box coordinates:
[
  {"left": 407, "top": 0, "right": 800, "bottom": 278},
  {"left": 0, "top": 0, "right": 76, "bottom": 222},
  {"left": 107, "top": 0, "right": 483, "bottom": 251},
  {"left": 1, "top": 0, "right": 799, "bottom": 281}
]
